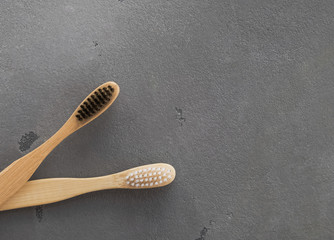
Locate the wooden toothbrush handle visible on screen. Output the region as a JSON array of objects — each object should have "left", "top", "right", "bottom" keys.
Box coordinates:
[
  {"left": 0, "top": 125, "right": 73, "bottom": 207},
  {"left": 0, "top": 176, "right": 115, "bottom": 211}
]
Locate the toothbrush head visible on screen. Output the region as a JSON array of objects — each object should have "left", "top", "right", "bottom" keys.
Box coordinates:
[
  {"left": 121, "top": 163, "right": 176, "bottom": 189},
  {"left": 73, "top": 81, "right": 120, "bottom": 125}
]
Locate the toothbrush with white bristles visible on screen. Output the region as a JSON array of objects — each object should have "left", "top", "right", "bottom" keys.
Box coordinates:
[{"left": 0, "top": 163, "right": 176, "bottom": 211}]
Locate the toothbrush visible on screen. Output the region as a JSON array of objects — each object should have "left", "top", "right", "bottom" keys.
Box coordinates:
[
  {"left": 0, "top": 163, "right": 176, "bottom": 211},
  {"left": 0, "top": 82, "right": 120, "bottom": 206}
]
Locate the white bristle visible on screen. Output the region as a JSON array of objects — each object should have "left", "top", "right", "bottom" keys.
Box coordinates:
[{"left": 126, "top": 165, "right": 174, "bottom": 188}]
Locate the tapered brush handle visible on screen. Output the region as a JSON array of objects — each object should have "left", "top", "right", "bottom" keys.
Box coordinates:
[
  {"left": 0, "top": 175, "right": 116, "bottom": 211},
  {"left": 0, "top": 125, "right": 74, "bottom": 207}
]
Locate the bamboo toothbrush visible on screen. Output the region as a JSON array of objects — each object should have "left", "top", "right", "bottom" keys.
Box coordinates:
[
  {"left": 0, "top": 163, "right": 176, "bottom": 211},
  {"left": 0, "top": 82, "right": 120, "bottom": 206}
]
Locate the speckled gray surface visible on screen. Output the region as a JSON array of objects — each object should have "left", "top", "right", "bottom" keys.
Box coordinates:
[{"left": 0, "top": 0, "right": 334, "bottom": 239}]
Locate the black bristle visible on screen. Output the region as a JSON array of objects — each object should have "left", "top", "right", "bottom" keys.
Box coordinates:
[
  {"left": 84, "top": 102, "right": 95, "bottom": 114},
  {"left": 95, "top": 91, "right": 106, "bottom": 104},
  {"left": 103, "top": 87, "right": 112, "bottom": 96},
  {"left": 76, "top": 114, "right": 83, "bottom": 121},
  {"left": 99, "top": 88, "right": 110, "bottom": 101},
  {"left": 91, "top": 95, "right": 102, "bottom": 108},
  {"left": 80, "top": 105, "right": 91, "bottom": 117},
  {"left": 108, "top": 85, "right": 114, "bottom": 93},
  {"left": 78, "top": 110, "right": 87, "bottom": 119},
  {"left": 88, "top": 98, "right": 99, "bottom": 111}
]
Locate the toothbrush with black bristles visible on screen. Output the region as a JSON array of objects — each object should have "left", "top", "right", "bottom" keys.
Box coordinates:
[{"left": 0, "top": 82, "right": 120, "bottom": 206}]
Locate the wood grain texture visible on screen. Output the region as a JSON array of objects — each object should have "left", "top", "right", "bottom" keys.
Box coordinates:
[
  {"left": 0, "top": 163, "right": 175, "bottom": 211},
  {"left": 0, "top": 82, "right": 120, "bottom": 207}
]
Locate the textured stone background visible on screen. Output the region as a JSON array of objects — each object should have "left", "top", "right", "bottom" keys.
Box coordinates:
[{"left": 0, "top": 0, "right": 334, "bottom": 239}]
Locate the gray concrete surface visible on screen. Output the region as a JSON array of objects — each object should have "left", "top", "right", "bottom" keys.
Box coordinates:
[{"left": 0, "top": 0, "right": 334, "bottom": 239}]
